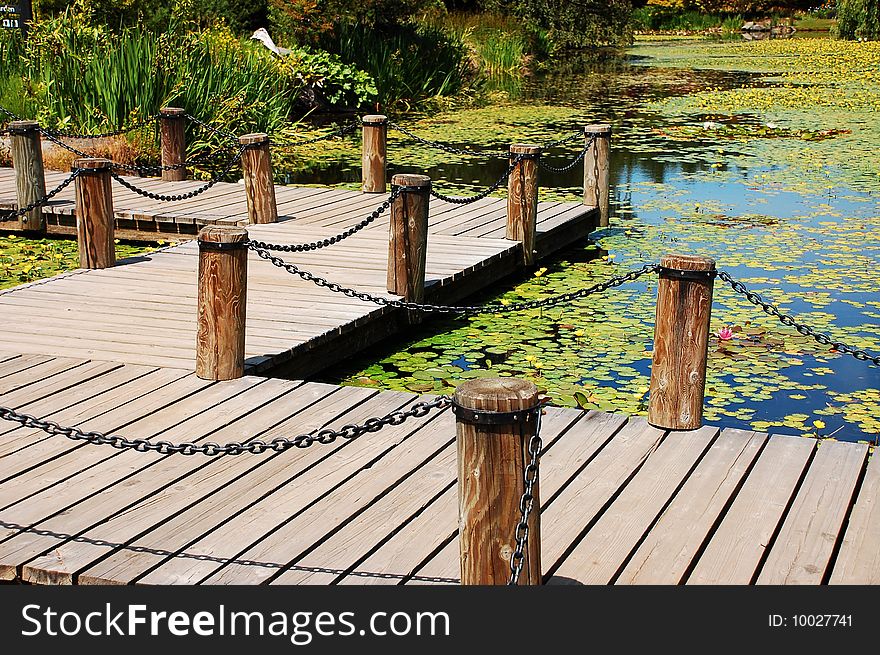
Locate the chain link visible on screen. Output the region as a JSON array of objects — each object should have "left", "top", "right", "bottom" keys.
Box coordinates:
[
  {"left": 717, "top": 271, "right": 880, "bottom": 366},
  {"left": 387, "top": 121, "right": 509, "bottom": 159},
  {"left": 542, "top": 129, "right": 584, "bottom": 150},
  {"left": 538, "top": 135, "right": 596, "bottom": 174},
  {"left": 184, "top": 112, "right": 240, "bottom": 144},
  {"left": 429, "top": 155, "right": 526, "bottom": 205},
  {"left": 250, "top": 242, "right": 659, "bottom": 314},
  {"left": 0, "top": 169, "right": 80, "bottom": 221},
  {"left": 109, "top": 146, "right": 248, "bottom": 202},
  {"left": 0, "top": 396, "right": 450, "bottom": 456},
  {"left": 509, "top": 408, "right": 543, "bottom": 586},
  {"left": 249, "top": 187, "right": 400, "bottom": 253}
]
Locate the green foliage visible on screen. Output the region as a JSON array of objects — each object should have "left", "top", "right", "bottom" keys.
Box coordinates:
[
  {"left": 511, "top": 0, "right": 633, "bottom": 49},
  {"left": 632, "top": 7, "right": 743, "bottom": 32},
  {"left": 279, "top": 47, "right": 378, "bottom": 108},
  {"left": 835, "top": 0, "right": 880, "bottom": 40},
  {"left": 324, "top": 22, "right": 473, "bottom": 110}
]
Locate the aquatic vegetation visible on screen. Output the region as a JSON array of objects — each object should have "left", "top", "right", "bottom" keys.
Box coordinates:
[{"left": 0, "top": 235, "right": 156, "bottom": 290}]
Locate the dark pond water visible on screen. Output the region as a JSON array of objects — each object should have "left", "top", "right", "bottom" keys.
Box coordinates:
[{"left": 276, "top": 42, "right": 880, "bottom": 444}]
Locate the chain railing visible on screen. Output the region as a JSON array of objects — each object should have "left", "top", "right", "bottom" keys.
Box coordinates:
[
  {"left": 249, "top": 243, "right": 660, "bottom": 314},
  {"left": 718, "top": 271, "right": 880, "bottom": 366},
  {"left": 108, "top": 146, "right": 248, "bottom": 202},
  {"left": 0, "top": 169, "right": 80, "bottom": 221},
  {"left": 0, "top": 396, "right": 450, "bottom": 456},
  {"left": 248, "top": 187, "right": 400, "bottom": 253},
  {"left": 387, "top": 120, "right": 509, "bottom": 159},
  {"left": 269, "top": 121, "right": 359, "bottom": 149},
  {"left": 538, "top": 135, "right": 595, "bottom": 174},
  {"left": 508, "top": 408, "right": 543, "bottom": 586},
  {"left": 429, "top": 155, "right": 529, "bottom": 205}
]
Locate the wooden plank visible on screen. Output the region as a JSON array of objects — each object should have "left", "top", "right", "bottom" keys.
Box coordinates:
[
  {"left": 616, "top": 429, "right": 766, "bottom": 584},
  {"left": 0, "top": 360, "right": 123, "bottom": 410},
  {"left": 686, "top": 434, "right": 815, "bottom": 584},
  {"left": 549, "top": 425, "right": 718, "bottom": 584},
  {"left": 830, "top": 448, "right": 880, "bottom": 584},
  {"left": 757, "top": 439, "right": 868, "bottom": 584}
]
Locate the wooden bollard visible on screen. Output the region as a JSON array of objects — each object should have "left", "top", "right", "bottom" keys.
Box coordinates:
[
  {"left": 507, "top": 143, "right": 540, "bottom": 266},
  {"left": 196, "top": 226, "right": 249, "bottom": 381},
  {"left": 648, "top": 254, "right": 716, "bottom": 431},
  {"left": 387, "top": 173, "right": 430, "bottom": 306},
  {"left": 73, "top": 158, "right": 115, "bottom": 269},
  {"left": 8, "top": 120, "right": 47, "bottom": 233},
  {"left": 455, "top": 378, "right": 542, "bottom": 585},
  {"left": 584, "top": 124, "right": 611, "bottom": 227},
  {"left": 239, "top": 133, "right": 278, "bottom": 224},
  {"left": 361, "top": 114, "right": 387, "bottom": 193},
  {"left": 159, "top": 107, "right": 186, "bottom": 182}
]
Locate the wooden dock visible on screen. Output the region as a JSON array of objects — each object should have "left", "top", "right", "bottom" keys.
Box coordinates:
[
  {"left": 0, "top": 353, "right": 876, "bottom": 585},
  {"left": 0, "top": 167, "right": 595, "bottom": 377}
]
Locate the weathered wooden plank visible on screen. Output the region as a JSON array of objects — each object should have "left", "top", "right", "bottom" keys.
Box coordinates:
[
  {"left": 616, "top": 429, "right": 766, "bottom": 584},
  {"left": 830, "top": 447, "right": 880, "bottom": 584},
  {"left": 549, "top": 425, "right": 718, "bottom": 584},
  {"left": 687, "top": 434, "right": 815, "bottom": 584},
  {"left": 757, "top": 439, "right": 868, "bottom": 584}
]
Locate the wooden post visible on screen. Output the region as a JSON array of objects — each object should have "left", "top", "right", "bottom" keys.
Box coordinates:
[
  {"left": 507, "top": 143, "right": 540, "bottom": 266},
  {"left": 361, "top": 114, "right": 387, "bottom": 193},
  {"left": 387, "top": 173, "right": 430, "bottom": 306},
  {"left": 196, "top": 226, "right": 249, "bottom": 381},
  {"left": 8, "top": 120, "right": 47, "bottom": 233},
  {"left": 239, "top": 133, "right": 278, "bottom": 224},
  {"left": 159, "top": 107, "right": 186, "bottom": 182},
  {"left": 584, "top": 124, "right": 611, "bottom": 227},
  {"left": 73, "top": 158, "right": 115, "bottom": 269},
  {"left": 648, "top": 254, "right": 716, "bottom": 431},
  {"left": 455, "top": 377, "right": 542, "bottom": 585}
]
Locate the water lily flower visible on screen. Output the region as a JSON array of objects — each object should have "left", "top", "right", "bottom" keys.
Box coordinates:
[{"left": 716, "top": 326, "right": 735, "bottom": 341}]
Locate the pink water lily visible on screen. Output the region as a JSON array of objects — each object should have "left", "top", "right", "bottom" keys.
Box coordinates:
[{"left": 716, "top": 326, "right": 735, "bottom": 341}]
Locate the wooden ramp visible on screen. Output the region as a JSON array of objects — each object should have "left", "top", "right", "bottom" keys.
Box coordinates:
[
  {"left": 0, "top": 171, "right": 596, "bottom": 377},
  {"left": 0, "top": 353, "right": 875, "bottom": 585}
]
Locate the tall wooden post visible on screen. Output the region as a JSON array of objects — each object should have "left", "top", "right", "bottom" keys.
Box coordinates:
[
  {"left": 73, "top": 158, "right": 115, "bottom": 269},
  {"left": 196, "top": 226, "right": 249, "bottom": 381},
  {"left": 8, "top": 120, "right": 47, "bottom": 233},
  {"left": 159, "top": 107, "right": 186, "bottom": 182},
  {"left": 507, "top": 143, "right": 540, "bottom": 266},
  {"left": 361, "top": 114, "right": 387, "bottom": 193},
  {"left": 455, "top": 377, "right": 542, "bottom": 586},
  {"left": 584, "top": 124, "right": 611, "bottom": 227},
  {"left": 648, "top": 254, "right": 716, "bottom": 431},
  {"left": 387, "top": 173, "right": 430, "bottom": 306},
  {"left": 239, "top": 133, "right": 278, "bottom": 224}
]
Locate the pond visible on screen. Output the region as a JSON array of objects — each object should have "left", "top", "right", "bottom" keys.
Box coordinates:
[{"left": 281, "top": 37, "right": 880, "bottom": 445}]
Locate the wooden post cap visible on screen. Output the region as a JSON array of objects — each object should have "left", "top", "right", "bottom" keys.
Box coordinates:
[
  {"left": 239, "top": 133, "right": 270, "bottom": 146},
  {"left": 160, "top": 107, "right": 185, "bottom": 117},
  {"left": 198, "top": 225, "right": 249, "bottom": 246},
  {"left": 72, "top": 158, "right": 113, "bottom": 171},
  {"left": 660, "top": 253, "right": 716, "bottom": 272},
  {"left": 6, "top": 120, "right": 40, "bottom": 134},
  {"left": 585, "top": 124, "right": 612, "bottom": 135},
  {"left": 391, "top": 173, "right": 431, "bottom": 189},
  {"left": 454, "top": 377, "right": 539, "bottom": 414},
  {"left": 509, "top": 143, "right": 542, "bottom": 155},
  {"left": 362, "top": 115, "right": 388, "bottom": 125}
]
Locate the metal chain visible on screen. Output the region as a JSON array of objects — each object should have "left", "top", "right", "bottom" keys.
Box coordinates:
[
  {"left": 542, "top": 130, "right": 584, "bottom": 150},
  {"left": 109, "top": 146, "right": 248, "bottom": 202},
  {"left": 509, "top": 408, "right": 543, "bottom": 586},
  {"left": 249, "top": 187, "right": 401, "bottom": 253},
  {"left": 0, "top": 169, "right": 80, "bottom": 220},
  {"left": 184, "top": 112, "right": 239, "bottom": 144},
  {"left": 717, "top": 271, "right": 880, "bottom": 366},
  {"left": 538, "top": 135, "right": 595, "bottom": 174},
  {"left": 250, "top": 242, "right": 659, "bottom": 314},
  {"left": 269, "top": 121, "right": 358, "bottom": 148},
  {"left": 0, "top": 396, "right": 450, "bottom": 456},
  {"left": 429, "top": 155, "right": 526, "bottom": 205},
  {"left": 387, "top": 121, "right": 509, "bottom": 159}
]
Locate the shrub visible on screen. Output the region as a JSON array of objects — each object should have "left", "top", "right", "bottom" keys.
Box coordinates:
[{"left": 835, "top": 0, "right": 880, "bottom": 40}]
